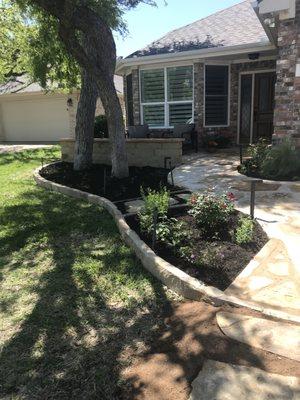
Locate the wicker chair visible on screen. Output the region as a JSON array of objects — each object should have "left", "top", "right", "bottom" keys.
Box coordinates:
[{"left": 171, "top": 123, "right": 198, "bottom": 151}]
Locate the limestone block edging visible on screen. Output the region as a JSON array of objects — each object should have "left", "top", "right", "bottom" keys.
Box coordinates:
[{"left": 34, "top": 164, "right": 300, "bottom": 325}]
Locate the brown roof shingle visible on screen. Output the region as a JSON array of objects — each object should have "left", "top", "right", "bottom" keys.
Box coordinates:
[{"left": 127, "top": 0, "right": 269, "bottom": 58}]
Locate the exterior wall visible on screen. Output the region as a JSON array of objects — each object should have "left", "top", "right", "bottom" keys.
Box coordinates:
[
  {"left": 193, "top": 63, "right": 205, "bottom": 133},
  {"left": 61, "top": 138, "right": 183, "bottom": 168},
  {"left": 0, "top": 103, "right": 5, "bottom": 141},
  {"left": 273, "top": 0, "right": 300, "bottom": 140}
]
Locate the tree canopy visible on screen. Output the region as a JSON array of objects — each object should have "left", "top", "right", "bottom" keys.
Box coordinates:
[{"left": 0, "top": 0, "right": 80, "bottom": 90}]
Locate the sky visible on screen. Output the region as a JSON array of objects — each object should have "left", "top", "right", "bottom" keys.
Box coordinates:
[{"left": 115, "top": 0, "right": 244, "bottom": 58}]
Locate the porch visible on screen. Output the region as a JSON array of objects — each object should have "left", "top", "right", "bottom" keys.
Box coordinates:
[{"left": 124, "top": 60, "right": 278, "bottom": 148}]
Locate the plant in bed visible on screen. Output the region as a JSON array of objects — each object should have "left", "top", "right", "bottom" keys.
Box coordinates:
[
  {"left": 239, "top": 138, "right": 300, "bottom": 181},
  {"left": 138, "top": 187, "right": 170, "bottom": 234},
  {"left": 188, "top": 192, "right": 235, "bottom": 238},
  {"left": 133, "top": 189, "right": 268, "bottom": 290}
]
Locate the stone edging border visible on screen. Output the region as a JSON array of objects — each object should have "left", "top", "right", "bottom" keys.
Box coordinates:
[{"left": 34, "top": 164, "right": 300, "bottom": 325}]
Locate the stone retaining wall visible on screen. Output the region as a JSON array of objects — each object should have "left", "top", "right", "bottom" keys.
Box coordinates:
[{"left": 60, "top": 138, "right": 184, "bottom": 168}]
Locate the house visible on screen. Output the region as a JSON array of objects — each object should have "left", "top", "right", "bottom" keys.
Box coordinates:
[
  {"left": 116, "top": 0, "right": 300, "bottom": 146},
  {"left": 0, "top": 75, "right": 124, "bottom": 143}
]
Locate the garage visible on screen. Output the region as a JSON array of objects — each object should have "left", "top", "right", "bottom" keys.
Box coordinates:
[{"left": 0, "top": 93, "right": 70, "bottom": 142}]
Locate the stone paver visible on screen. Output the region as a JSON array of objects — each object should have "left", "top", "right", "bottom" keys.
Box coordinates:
[
  {"left": 172, "top": 151, "right": 300, "bottom": 318},
  {"left": 217, "top": 312, "right": 300, "bottom": 362},
  {"left": 189, "top": 360, "right": 300, "bottom": 400}
]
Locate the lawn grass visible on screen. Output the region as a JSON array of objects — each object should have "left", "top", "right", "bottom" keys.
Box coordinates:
[{"left": 0, "top": 148, "right": 175, "bottom": 399}]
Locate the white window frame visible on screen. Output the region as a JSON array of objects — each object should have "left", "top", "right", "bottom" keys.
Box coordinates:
[
  {"left": 140, "top": 65, "right": 194, "bottom": 129},
  {"left": 204, "top": 63, "right": 231, "bottom": 128}
]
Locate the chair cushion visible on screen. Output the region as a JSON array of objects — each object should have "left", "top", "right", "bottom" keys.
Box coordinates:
[{"left": 128, "top": 124, "right": 149, "bottom": 138}]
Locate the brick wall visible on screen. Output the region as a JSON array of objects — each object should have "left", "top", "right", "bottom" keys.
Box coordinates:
[
  {"left": 132, "top": 69, "right": 141, "bottom": 125},
  {"left": 61, "top": 138, "right": 183, "bottom": 168},
  {"left": 273, "top": 0, "right": 300, "bottom": 139}
]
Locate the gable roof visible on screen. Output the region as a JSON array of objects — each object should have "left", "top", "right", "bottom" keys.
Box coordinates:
[{"left": 127, "top": 0, "right": 270, "bottom": 59}]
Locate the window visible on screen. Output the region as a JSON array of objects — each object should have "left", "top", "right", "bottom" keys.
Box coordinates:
[
  {"left": 140, "top": 66, "right": 193, "bottom": 127},
  {"left": 205, "top": 65, "right": 229, "bottom": 127}
]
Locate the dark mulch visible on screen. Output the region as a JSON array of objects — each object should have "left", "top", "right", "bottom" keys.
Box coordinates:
[
  {"left": 40, "top": 162, "right": 179, "bottom": 202},
  {"left": 126, "top": 210, "right": 268, "bottom": 291}
]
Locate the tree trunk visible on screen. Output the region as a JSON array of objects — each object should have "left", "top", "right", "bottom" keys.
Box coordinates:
[
  {"left": 96, "top": 75, "right": 128, "bottom": 178},
  {"left": 73, "top": 69, "right": 98, "bottom": 171},
  {"left": 28, "top": 1, "right": 130, "bottom": 177}
]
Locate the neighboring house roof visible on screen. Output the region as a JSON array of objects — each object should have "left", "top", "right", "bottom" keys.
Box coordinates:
[
  {"left": 0, "top": 75, "right": 124, "bottom": 96},
  {"left": 127, "top": 0, "right": 270, "bottom": 59}
]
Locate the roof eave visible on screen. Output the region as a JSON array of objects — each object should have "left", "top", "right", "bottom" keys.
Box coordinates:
[{"left": 116, "top": 42, "right": 276, "bottom": 74}]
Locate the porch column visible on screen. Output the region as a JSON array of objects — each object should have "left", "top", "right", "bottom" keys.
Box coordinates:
[{"left": 274, "top": 0, "right": 300, "bottom": 141}]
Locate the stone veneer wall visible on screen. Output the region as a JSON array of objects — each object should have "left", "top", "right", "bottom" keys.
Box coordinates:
[
  {"left": 126, "top": 60, "right": 276, "bottom": 144},
  {"left": 61, "top": 138, "right": 183, "bottom": 168},
  {"left": 273, "top": 0, "right": 300, "bottom": 141}
]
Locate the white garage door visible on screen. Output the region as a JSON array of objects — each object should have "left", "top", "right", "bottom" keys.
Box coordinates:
[{"left": 1, "top": 95, "right": 69, "bottom": 142}]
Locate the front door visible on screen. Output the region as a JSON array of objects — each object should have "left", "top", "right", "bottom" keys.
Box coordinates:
[
  {"left": 239, "top": 71, "right": 276, "bottom": 144},
  {"left": 253, "top": 72, "right": 276, "bottom": 142}
]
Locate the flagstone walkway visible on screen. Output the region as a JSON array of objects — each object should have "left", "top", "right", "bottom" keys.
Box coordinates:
[{"left": 172, "top": 150, "right": 300, "bottom": 321}]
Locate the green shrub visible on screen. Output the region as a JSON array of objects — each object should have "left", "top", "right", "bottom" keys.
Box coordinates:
[
  {"left": 243, "top": 138, "right": 271, "bottom": 176},
  {"left": 188, "top": 192, "right": 235, "bottom": 237},
  {"left": 94, "top": 115, "right": 108, "bottom": 138},
  {"left": 156, "top": 218, "right": 188, "bottom": 247},
  {"left": 261, "top": 139, "right": 300, "bottom": 180},
  {"left": 138, "top": 187, "right": 170, "bottom": 234},
  {"left": 235, "top": 216, "right": 254, "bottom": 245}
]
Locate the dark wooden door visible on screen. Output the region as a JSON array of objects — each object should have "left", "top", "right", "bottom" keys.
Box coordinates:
[{"left": 253, "top": 72, "right": 276, "bottom": 142}]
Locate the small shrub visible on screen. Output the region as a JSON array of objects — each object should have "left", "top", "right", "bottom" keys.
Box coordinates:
[
  {"left": 94, "top": 115, "right": 108, "bottom": 138},
  {"left": 240, "top": 139, "right": 271, "bottom": 177},
  {"left": 156, "top": 218, "right": 189, "bottom": 248},
  {"left": 188, "top": 192, "right": 235, "bottom": 237},
  {"left": 261, "top": 139, "right": 300, "bottom": 180},
  {"left": 138, "top": 187, "right": 170, "bottom": 234},
  {"left": 235, "top": 216, "right": 254, "bottom": 245}
]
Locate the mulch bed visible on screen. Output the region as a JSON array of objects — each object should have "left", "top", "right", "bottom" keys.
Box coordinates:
[
  {"left": 40, "top": 162, "right": 179, "bottom": 202},
  {"left": 126, "top": 210, "right": 268, "bottom": 291},
  {"left": 41, "top": 162, "right": 268, "bottom": 291}
]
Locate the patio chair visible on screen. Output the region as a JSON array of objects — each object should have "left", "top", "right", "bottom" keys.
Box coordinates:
[
  {"left": 171, "top": 123, "right": 198, "bottom": 152},
  {"left": 127, "top": 124, "right": 151, "bottom": 138}
]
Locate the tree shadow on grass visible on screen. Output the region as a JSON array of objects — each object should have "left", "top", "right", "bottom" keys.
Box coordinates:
[
  {"left": 0, "top": 186, "right": 172, "bottom": 399},
  {"left": 0, "top": 146, "right": 60, "bottom": 166}
]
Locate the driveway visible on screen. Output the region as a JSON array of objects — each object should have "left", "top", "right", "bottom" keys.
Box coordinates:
[
  {"left": 0, "top": 143, "right": 54, "bottom": 154},
  {"left": 172, "top": 150, "right": 300, "bottom": 320}
]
